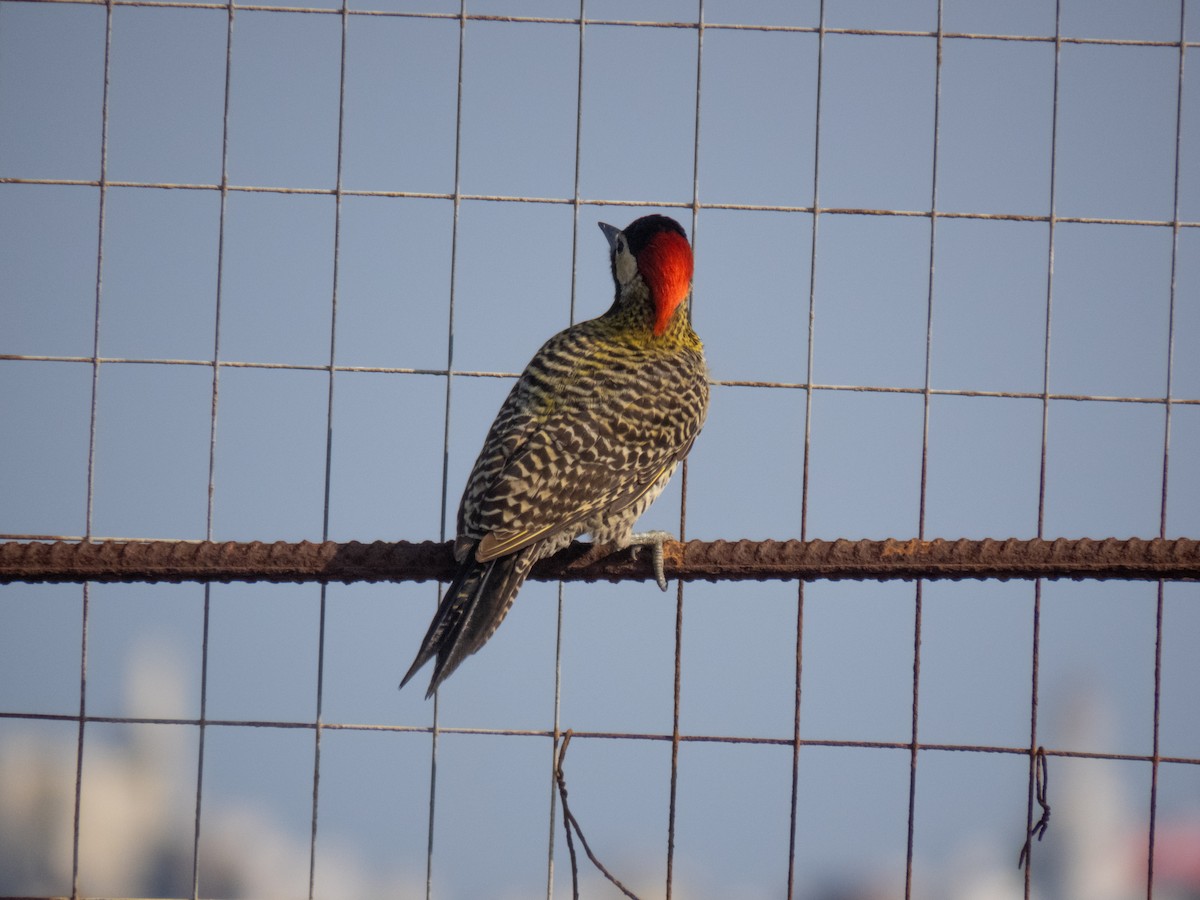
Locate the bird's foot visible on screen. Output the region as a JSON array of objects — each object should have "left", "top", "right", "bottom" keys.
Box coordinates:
[{"left": 627, "top": 531, "right": 674, "bottom": 592}]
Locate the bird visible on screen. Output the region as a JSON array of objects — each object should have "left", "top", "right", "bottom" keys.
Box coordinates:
[{"left": 400, "top": 214, "right": 709, "bottom": 698}]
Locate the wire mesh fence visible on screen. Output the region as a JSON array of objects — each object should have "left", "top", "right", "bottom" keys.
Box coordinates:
[{"left": 2, "top": 1, "right": 1198, "bottom": 898}]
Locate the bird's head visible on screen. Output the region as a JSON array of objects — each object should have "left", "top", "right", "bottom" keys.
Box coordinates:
[{"left": 599, "top": 214, "right": 694, "bottom": 337}]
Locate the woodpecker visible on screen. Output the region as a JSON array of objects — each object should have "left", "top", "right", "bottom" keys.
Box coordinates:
[{"left": 400, "top": 214, "right": 709, "bottom": 698}]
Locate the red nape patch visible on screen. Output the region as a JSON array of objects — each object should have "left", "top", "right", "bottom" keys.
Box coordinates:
[{"left": 639, "top": 230, "right": 694, "bottom": 336}]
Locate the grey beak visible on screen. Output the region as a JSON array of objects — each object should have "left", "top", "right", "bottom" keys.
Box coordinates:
[{"left": 598, "top": 221, "right": 621, "bottom": 251}]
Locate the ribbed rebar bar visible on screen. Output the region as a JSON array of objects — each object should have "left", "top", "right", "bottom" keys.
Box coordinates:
[{"left": 2, "top": 537, "right": 1197, "bottom": 585}]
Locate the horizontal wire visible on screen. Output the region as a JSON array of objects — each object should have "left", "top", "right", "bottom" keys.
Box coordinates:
[
  {"left": 3, "top": 178, "right": 1198, "bottom": 231},
  {"left": 7, "top": 0, "right": 1200, "bottom": 49},
  {"left": 0, "top": 353, "right": 510, "bottom": 378},
  {"left": 2, "top": 354, "right": 1197, "bottom": 407},
  {"left": 3, "top": 537, "right": 1198, "bottom": 583},
  {"left": 715, "top": 381, "right": 1200, "bottom": 405},
  {"left": 0, "top": 353, "right": 515, "bottom": 379},
  {"left": 2, "top": 710, "right": 1197, "bottom": 767}
]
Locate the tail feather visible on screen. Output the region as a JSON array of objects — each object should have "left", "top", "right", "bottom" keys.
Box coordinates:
[{"left": 399, "top": 549, "right": 534, "bottom": 698}]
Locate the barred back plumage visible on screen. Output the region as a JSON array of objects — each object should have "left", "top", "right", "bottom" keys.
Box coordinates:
[{"left": 401, "top": 215, "right": 709, "bottom": 697}]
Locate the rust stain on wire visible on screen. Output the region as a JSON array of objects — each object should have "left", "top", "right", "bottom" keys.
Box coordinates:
[{"left": 1, "top": 537, "right": 1198, "bottom": 585}]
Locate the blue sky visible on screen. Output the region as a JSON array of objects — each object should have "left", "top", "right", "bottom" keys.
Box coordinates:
[{"left": 2, "top": 1, "right": 1199, "bottom": 898}]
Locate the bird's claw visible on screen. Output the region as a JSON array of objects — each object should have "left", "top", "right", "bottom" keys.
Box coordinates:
[{"left": 629, "top": 531, "right": 672, "bottom": 591}]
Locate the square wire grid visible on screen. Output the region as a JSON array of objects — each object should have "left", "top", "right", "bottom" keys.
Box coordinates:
[{"left": 1, "top": 1, "right": 1198, "bottom": 898}]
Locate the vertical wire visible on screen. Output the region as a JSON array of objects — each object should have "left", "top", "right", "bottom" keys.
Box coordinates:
[
  {"left": 664, "top": 6, "right": 705, "bottom": 898},
  {"left": 1147, "top": 4, "right": 1187, "bottom": 896},
  {"left": 545, "top": 3, "right": 588, "bottom": 896},
  {"left": 904, "top": 5, "right": 944, "bottom": 896},
  {"left": 788, "top": 1, "right": 825, "bottom": 894},
  {"left": 424, "top": 3, "right": 468, "bottom": 896},
  {"left": 72, "top": 2, "right": 114, "bottom": 894},
  {"left": 192, "top": 2, "right": 235, "bottom": 895},
  {"left": 307, "top": 2, "right": 351, "bottom": 895},
  {"left": 1024, "top": 3, "right": 1062, "bottom": 896}
]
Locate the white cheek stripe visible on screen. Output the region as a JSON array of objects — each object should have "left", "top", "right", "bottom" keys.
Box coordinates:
[{"left": 615, "top": 248, "right": 638, "bottom": 286}]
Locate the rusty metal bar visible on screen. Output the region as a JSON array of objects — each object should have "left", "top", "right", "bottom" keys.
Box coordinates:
[{"left": 1, "top": 537, "right": 1197, "bottom": 585}]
